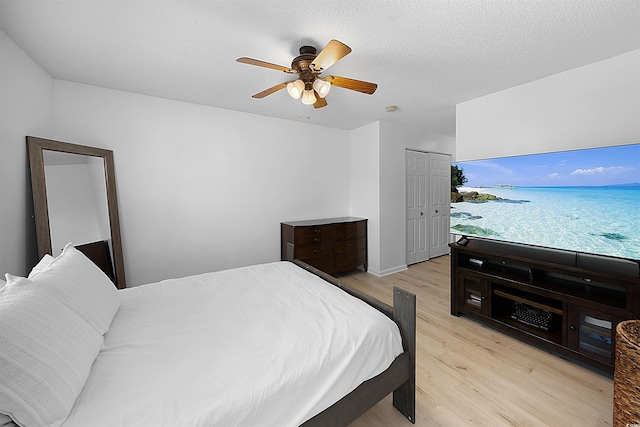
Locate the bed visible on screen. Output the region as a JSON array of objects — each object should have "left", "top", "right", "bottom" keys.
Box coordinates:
[{"left": 0, "top": 244, "right": 415, "bottom": 427}]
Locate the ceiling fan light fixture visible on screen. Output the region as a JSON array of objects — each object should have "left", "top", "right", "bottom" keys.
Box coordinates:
[
  {"left": 301, "top": 89, "right": 317, "bottom": 105},
  {"left": 238, "top": 39, "right": 377, "bottom": 107},
  {"left": 312, "top": 79, "right": 331, "bottom": 98},
  {"left": 286, "top": 79, "right": 304, "bottom": 99}
]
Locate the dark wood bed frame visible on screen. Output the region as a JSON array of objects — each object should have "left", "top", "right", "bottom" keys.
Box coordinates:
[{"left": 291, "top": 260, "right": 416, "bottom": 426}]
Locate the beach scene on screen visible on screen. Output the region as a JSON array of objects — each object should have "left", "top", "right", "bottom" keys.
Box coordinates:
[{"left": 451, "top": 144, "right": 640, "bottom": 260}]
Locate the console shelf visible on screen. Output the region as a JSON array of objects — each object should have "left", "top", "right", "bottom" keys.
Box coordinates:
[
  {"left": 493, "top": 289, "right": 563, "bottom": 315},
  {"left": 450, "top": 238, "right": 640, "bottom": 373}
]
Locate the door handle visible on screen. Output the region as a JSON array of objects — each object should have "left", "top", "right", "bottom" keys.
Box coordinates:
[
  {"left": 420, "top": 212, "right": 424, "bottom": 216},
  {"left": 435, "top": 209, "right": 439, "bottom": 213}
]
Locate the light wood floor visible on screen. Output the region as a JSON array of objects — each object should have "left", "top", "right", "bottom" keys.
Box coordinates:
[{"left": 338, "top": 255, "right": 613, "bottom": 427}]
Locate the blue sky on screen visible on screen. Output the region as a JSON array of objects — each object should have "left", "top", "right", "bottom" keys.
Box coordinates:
[{"left": 454, "top": 144, "right": 640, "bottom": 187}]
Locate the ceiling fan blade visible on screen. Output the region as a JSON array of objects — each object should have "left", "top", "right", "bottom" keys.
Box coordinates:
[
  {"left": 325, "top": 75, "right": 378, "bottom": 95},
  {"left": 310, "top": 40, "right": 351, "bottom": 72},
  {"left": 237, "top": 57, "right": 294, "bottom": 73},
  {"left": 313, "top": 92, "right": 328, "bottom": 109},
  {"left": 251, "top": 80, "right": 296, "bottom": 98}
]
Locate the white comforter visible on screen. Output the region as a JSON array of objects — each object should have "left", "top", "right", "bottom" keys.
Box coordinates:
[{"left": 62, "top": 262, "right": 403, "bottom": 427}]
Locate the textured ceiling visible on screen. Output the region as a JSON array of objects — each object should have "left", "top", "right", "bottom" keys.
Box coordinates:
[{"left": 1, "top": 0, "right": 639, "bottom": 137}]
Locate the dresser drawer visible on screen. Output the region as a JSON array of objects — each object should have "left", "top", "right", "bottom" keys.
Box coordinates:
[
  {"left": 294, "top": 225, "right": 336, "bottom": 245},
  {"left": 281, "top": 218, "right": 367, "bottom": 274},
  {"left": 334, "top": 221, "right": 366, "bottom": 241},
  {"left": 335, "top": 248, "right": 366, "bottom": 269},
  {"left": 295, "top": 243, "right": 333, "bottom": 260},
  {"left": 334, "top": 237, "right": 366, "bottom": 255}
]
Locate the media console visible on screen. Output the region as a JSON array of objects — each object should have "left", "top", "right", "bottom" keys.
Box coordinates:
[{"left": 450, "top": 238, "right": 640, "bottom": 373}]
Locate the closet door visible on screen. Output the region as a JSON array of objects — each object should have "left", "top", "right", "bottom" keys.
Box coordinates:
[
  {"left": 406, "top": 150, "right": 429, "bottom": 264},
  {"left": 429, "top": 152, "right": 451, "bottom": 258},
  {"left": 406, "top": 150, "right": 451, "bottom": 265}
]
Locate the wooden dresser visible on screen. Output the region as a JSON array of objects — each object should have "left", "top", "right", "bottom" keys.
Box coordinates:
[{"left": 281, "top": 217, "right": 367, "bottom": 274}]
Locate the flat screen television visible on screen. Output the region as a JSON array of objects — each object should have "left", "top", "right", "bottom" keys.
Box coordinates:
[{"left": 451, "top": 143, "right": 640, "bottom": 263}]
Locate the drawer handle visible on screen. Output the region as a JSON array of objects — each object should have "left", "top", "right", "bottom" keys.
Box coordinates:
[
  {"left": 314, "top": 237, "right": 321, "bottom": 243},
  {"left": 314, "top": 229, "right": 321, "bottom": 234},
  {"left": 313, "top": 249, "right": 319, "bottom": 254}
]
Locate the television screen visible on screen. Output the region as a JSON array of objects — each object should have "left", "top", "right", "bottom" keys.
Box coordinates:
[{"left": 451, "top": 143, "right": 640, "bottom": 261}]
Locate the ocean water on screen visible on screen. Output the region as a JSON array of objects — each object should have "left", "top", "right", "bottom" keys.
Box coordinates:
[{"left": 450, "top": 186, "right": 640, "bottom": 260}]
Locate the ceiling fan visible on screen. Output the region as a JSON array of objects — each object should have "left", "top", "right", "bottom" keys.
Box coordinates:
[{"left": 236, "top": 39, "right": 377, "bottom": 109}]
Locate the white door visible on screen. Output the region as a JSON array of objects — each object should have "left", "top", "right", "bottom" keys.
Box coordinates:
[
  {"left": 429, "top": 153, "right": 451, "bottom": 258},
  {"left": 406, "top": 150, "right": 429, "bottom": 264}
]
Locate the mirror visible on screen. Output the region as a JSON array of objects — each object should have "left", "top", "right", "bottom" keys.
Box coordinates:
[{"left": 27, "top": 136, "right": 126, "bottom": 288}]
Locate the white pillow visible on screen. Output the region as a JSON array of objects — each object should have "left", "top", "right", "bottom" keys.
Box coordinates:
[
  {"left": 28, "top": 254, "right": 55, "bottom": 278},
  {"left": 0, "top": 279, "right": 5, "bottom": 289},
  {"left": 27, "top": 244, "right": 120, "bottom": 335},
  {"left": 0, "top": 276, "right": 103, "bottom": 427}
]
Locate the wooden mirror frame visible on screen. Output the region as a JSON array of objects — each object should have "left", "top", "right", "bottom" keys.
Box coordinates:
[{"left": 27, "top": 136, "right": 126, "bottom": 288}]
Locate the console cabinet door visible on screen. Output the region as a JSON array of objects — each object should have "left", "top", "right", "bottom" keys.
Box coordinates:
[
  {"left": 567, "top": 305, "right": 622, "bottom": 366},
  {"left": 457, "top": 272, "right": 490, "bottom": 316}
]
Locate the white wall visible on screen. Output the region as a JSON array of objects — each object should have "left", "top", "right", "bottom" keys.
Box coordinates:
[
  {"left": 0, "top": 29, "right": 54, "bottom": 277},
  {"left": 53, "top": 81, "right": 352, "bottom": 285},
  {"left": 349, "top": 122, "right": 381, "bottom": 273},
  {"left": 350, "top": 120, "right": 455, "bottom": 276},
  {"left": 456, "top": 49, "right": 640, "bottom": 161},
  {"left": 0, "top": 28, "right": 455, "bottom": 281},
  {"left": 378, "top": 121, "right": 412, "bottom": 275},
  {"left": 379, "top": 122, "right": 454, "bottom": 275}
]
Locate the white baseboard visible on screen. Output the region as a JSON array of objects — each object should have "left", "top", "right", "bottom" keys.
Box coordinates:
[{"left": 368, "top": 264, "right": 408, "bottom": 277}]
